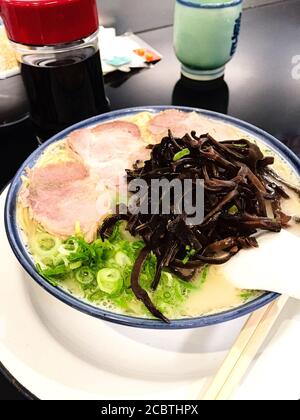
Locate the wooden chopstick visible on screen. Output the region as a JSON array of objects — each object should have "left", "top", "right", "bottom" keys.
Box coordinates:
[{"left": 201, "top": 295, "right": 288, "bottom": 400}]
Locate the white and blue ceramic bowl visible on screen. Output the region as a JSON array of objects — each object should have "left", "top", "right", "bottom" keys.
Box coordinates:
[{"left": 5, "top": 106, "right": 299, "bottom": 329}]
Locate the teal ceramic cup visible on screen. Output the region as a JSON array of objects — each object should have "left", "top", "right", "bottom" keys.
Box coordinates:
[{"left": 174, "top": 0, "right": 243, "bottom": 80}]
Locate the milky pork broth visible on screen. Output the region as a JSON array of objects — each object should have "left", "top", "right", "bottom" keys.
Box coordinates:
[{"left": 17, "top": 110, "right": 300, "bottom": 321}]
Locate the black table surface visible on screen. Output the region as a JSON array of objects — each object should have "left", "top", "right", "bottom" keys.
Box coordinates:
[{"left": 1, "top": 0, "right": 300, "bottom": 400}]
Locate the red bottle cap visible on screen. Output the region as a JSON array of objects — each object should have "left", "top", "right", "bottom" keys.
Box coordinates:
[{"left": 0, "top": 0, "right": 99, "bottom": 46}]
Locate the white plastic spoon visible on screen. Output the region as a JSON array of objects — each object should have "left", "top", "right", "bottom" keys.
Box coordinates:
[{"left": 222, "top": 229, "right": 300, "bottom": 299}]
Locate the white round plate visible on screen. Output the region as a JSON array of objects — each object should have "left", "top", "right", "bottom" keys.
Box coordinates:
[{"left": 1, "top": 187, "right": 300, "bottom": 400}]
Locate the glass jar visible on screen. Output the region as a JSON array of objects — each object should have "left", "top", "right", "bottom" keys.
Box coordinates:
[
  {"left": 174, "top": 0, "right": 243, "bottom": 81},
  {"left": 0, "top": 0, "right": 109, "bottom": 142}
]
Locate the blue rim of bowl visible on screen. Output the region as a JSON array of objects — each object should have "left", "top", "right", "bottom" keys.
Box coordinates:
[
  {"left": 6, "top": 105, "right": 299, "bottom": 330},
  {"left": 176, "top": 0, "right": 242, "bottom": 9}
]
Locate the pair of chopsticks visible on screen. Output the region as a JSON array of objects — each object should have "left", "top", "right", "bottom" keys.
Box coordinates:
[{"left": 201, "top": 295, "right": 288, "bottom": 400}]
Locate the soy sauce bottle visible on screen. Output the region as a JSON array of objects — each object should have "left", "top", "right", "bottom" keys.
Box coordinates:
[{"left": 0, "top": 0, "right": 109, "bottom": 142}]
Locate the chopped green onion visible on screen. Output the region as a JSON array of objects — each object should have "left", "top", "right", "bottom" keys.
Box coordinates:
[
  {"left": 115, "top": 251, "right": 131, "bottom": 267},
  {"left": 199, "top": 265, "right": 209, "bottom": 285},
  {"left": 192, "top": 265, "right": 210, "bottom": 288},
  {"left": 58, "top": 239, "right": 79, "bottom": 256},
  {"left": 119, "top": 221, "right": 137, "bottom": 242},
  {"left": 173, "top": 148, "right": 190, "bottom": 162},
  {"left": 34, "top": 221, "right": 209, "bottom": 316},
  {"left": 34, "top": 234, "right": 56, "bottom": 251},
  {"left": 31, "top": 233, "right": 61, "bottom": 257},
  {"left": 39, "top": 264, "right": 68, "bottom": 276},
  {"left": 88, "top": 290, "right": 103, "bottom": 302},
  {"left": 40, "top": 257, "right": 54, "bottom": 266},
  {"left": 228, "top": 205, "right": 239, "bottom": 215},
  {"left": 240, "top": 290, "right": 259, "bottom": 302},
  {"left": 182, "top": 247, "right": 196, "bottom": 264},
  {"left": 97, "top": 268, "right": 123, "bottom": 295},
  {"left": 75, "top": 267, "right": 95, "bottom": 285},
  {"left": 69, "top": 261, "right": 82, "bottom": 270}
]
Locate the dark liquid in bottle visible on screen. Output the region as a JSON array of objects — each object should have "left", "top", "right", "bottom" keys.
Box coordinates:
[{"left": 21, "top": 49, "right": 109, "bottom": 142}]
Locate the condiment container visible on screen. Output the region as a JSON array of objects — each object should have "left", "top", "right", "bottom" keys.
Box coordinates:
[{"left": 0, "top": 0, "right": 109, "bottom": 141}]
